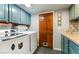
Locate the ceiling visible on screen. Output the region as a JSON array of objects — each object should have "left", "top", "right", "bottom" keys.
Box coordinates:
[{"left": 18, "top": 4, "right": 71, "bottom": 14}]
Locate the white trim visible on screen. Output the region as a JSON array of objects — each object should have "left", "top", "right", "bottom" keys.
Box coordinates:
[
  {"left": 39, "top": 11, "right": 54, "bottom": 14},
  {"left": 53, "top": 48, "right": 61, "bottom": 51}
]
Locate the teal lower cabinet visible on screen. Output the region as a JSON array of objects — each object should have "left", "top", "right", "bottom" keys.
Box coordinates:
[
  {"left": 61, "top": 35, "right": 79, "bottom": 54},
  {"left": 61, "top": 35, "right": 64, "bottom": 53},
  {"left": 69, "top": 40, "right": 79, "bottom": 54},
  {"left": 63, "top": 37, "right": 69, "bottom": 54},
  {"left": 61, "top": 35, "right": 69, "bottom": 54},
  {"left": 69, "top": 47, "right": 77, "bottom": 54}
]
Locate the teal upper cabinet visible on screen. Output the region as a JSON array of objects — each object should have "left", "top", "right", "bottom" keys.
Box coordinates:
[
  {"left": 21, "top": 9, "right": 31, "bottom": 25},
  {"left": 4, "top": 4, "right": 8, "bottom": 21},
  {"left": 0, "top": 4, "right": 31, "bottom": 25},
  {"left": 21, "top": 9, "right": 27, "bottom": 24},
  {"left": 69, "top": 4, "right": 79, "bottom": 20},
  {"left": 69, "top": 4, "right": 75, "bottom": 21},
  {"left": 26, "top": 13, "right": 31, "bottom": 25},
  {"left": 0, "top": 4, "right": 8, "bottom": 22},
  {"left": 75, "top": 4, "right": 79, "bottom": 18},
  {"left": 9, "top": 4, "right": 31, "bottom": 25},
  {"left": 9, "top": 4, "right": 21, "bottom": 23},
  {"left": 0, "top": 4, "right": 4, "bottom": 19}
]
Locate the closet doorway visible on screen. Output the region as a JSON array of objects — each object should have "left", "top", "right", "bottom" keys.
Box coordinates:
[{"left": 39, "top": 12, "right": 53, "bottom": 49}]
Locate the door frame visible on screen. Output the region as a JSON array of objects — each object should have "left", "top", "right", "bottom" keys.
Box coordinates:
[{"left": 39, "top": 12, "right": 54, "bottom": 49}]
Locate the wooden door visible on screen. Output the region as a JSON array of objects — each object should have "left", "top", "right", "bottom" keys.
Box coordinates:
[{"left": 39, "top": 13, "right": 53, "bottom": 49}]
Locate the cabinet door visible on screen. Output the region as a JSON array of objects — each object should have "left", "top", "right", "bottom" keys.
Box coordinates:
[
  {"left": 21, "top": 9, "right": 31, "bottom": 25},
  {"left": 0, "top": 4, "right": 5, "bottom": 20},
  {"left": 26, "top": 14, "right": 31, "bottom": 25},
  {"left": 75, "top": 4, "right": 79, "bottom": 18},
  {"left": 61, "top": 35, "right": 64, "bottom": 53},
  {"left": 69, "top": 4, "right": 75, "bottom": 20},
  {"left": 63, "top": 37, "right": 69, "bottom": 54},
  {"left": 9, "top": 4, "right": 21, "bottom": 23},
  {"left": 0, "top": 4, "right": 8, "bottom": 22},
  {"left": 69, "top": 47, "right": 77, "bottom": 54},
  {"left": 21, "top": 10, "right": 27, "bottom": 24},
  {"left": 69, "top": 40, "right": 79, "bottom": 53},
  {"left": 61, "top": 35, "right": 69, "bottom": 54},
  {"left": 4, "top": 4, "right": 8, "bottom": 22}
]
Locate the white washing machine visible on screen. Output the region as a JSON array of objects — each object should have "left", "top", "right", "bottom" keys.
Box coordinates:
[
  {"left": 18, "top": 31, "right": 38, "bottom": 54},
  {"left": 0, "top": 35, "right": 30, "bottom": 54}
]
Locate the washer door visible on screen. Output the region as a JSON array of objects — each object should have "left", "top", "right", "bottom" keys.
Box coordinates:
[
  {"left": 18, "top": 42, "right": 23, "bottom": 49},
  {"left": 11, "top": 44, "right": 15, "bottom": 50}
]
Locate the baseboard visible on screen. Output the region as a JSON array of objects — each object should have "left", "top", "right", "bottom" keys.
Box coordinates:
[{"left": 53, "top": 48, "right": 61, "bottom": 51}]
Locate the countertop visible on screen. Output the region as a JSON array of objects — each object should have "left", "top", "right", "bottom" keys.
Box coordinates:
[
  {"left": 0, "top": 31, "right": 37, "bottom": 42},
  {"left": 0, "top": 33, "right": 27, "bottom": 41},
  {"left": 18, "top": 31, "right": 37, "bottom": 35},
  {"left": 61, "top": 32, "right": 79, "bottom": 45}
]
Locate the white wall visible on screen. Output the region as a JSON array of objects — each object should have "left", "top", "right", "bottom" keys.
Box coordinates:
[
  {"left": 29, "top": 9, "right": 69, "bottom": 50},
  {"left": 29, "top": 14, "right": 39, "bottom": 45},
  {"left": 53, "top": 9, "right": 69, "bottom": 50},
  {"left": 29, "top": 14, "right": 39, "bottom": 32}
]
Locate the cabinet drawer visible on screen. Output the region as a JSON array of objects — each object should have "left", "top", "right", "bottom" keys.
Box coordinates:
[{"left": 69, "top": 40, "right": 79, "bottom": 53}]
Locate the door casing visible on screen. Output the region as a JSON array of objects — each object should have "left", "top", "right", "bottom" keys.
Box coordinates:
[{"left": 39, "top": 12, "right": 53, "bottom": 49}]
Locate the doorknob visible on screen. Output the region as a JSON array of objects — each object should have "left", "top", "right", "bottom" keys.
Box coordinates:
[{"left": 43, "top": 42, "right": 48, "bottom": 47}]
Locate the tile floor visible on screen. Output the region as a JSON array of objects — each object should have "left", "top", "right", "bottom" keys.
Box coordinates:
[{"left": 34, "top": 47, "right": 62, "bottom": 54}]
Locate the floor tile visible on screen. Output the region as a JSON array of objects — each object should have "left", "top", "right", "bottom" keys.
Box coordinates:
[{"left": 34, "top": 47, "right": 62, "bottom": 54}]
